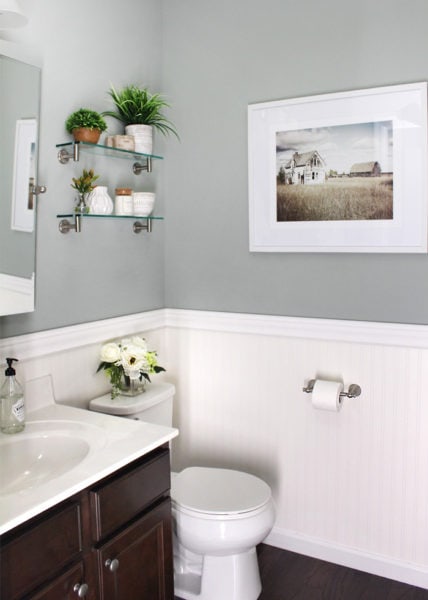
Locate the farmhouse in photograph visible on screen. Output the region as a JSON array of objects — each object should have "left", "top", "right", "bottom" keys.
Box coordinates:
[
  {"left": 349, "top": 161, "right": 381, "bottom": 177},
  {"left": 284, "top": 150, "right": 326, "bottom": 185}
]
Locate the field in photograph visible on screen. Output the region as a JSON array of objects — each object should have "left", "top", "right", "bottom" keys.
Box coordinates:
[{"left": 277, "top": 176, "right": 393, "bottom": 221}]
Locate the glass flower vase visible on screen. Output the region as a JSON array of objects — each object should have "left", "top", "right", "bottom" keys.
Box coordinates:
[
  {"left": 75, "top": 192, "right": 89, "bottom": 213},
  {"left": 114, "top": 369, "right": 146, "bottom": 397}
]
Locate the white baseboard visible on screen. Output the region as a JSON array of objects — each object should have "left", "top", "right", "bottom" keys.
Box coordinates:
[{"left": 264, "top": 527, "right": 428, "bottom": 590}]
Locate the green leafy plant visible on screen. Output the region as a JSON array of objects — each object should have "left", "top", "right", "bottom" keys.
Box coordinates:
[
  {"left": 71, "top": 168, "right": 99, "bottom": 194},
  {"left": 102, "top": 85, "right": 178, "bottom": 137},
  {"left": 65, "top": 108, "right": 107, "bottom": 134}
]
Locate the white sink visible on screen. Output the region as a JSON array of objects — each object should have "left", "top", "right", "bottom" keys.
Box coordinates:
[{"left": 0, "top": 420, "right": 107, "bottom": 496}]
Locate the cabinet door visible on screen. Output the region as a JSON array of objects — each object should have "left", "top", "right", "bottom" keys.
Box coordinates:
[
  {"left": 29, "top": 563, "right": 89, "bottom": 600},
  {"left": 0, "top": 502, "right": 82, "bottom": 600},
  {"left": 97, "top": 499, "right": 173, "bottom": 600}
]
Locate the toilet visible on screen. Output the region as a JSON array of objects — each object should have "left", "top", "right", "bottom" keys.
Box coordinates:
[{"left": 89, "top": 382, "right": 275, "bottom": 600}]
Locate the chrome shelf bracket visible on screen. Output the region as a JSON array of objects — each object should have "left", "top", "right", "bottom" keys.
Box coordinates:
[
  {"left": 59, "top": 214, "right": 81, "bottom": 233},
  {"left": 57, "top": 143, "right": 79, "bottom": 164},
  {"left": 133, "top": 157, "right": 152, "bottom": 175},
  {"left": 133, "top": 219, "right": 153, "bottom": 233}
]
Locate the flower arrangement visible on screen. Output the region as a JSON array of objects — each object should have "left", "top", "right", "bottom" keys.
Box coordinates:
[{"left": 97, "top": 336, "right": 165, "bottom": 399}]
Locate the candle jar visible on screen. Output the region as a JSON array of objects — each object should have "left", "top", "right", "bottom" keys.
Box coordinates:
[{"left": 115, "top": 188, "right": 133, "bottom": 215}]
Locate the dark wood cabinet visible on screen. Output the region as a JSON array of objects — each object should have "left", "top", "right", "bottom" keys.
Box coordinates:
[
  {"left": 97, "top": 499, "right": 173, "bottom": 600},
  {"left": 0, "top": 446, "right": 173, "bottom": 600},
  {"left": 27, "top": 563, "right": 88, "bottom": 600}
]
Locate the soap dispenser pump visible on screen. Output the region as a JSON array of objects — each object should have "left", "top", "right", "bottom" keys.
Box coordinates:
[{"left": 1, "top": 358, "right": 25, "bottom": 434}]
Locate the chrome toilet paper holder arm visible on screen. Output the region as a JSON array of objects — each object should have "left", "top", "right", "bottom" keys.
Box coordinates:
[{"left": 302, "top": 379, "right": 362, "bottom": 399}]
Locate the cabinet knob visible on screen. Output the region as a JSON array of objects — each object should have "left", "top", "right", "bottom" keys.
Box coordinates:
[
  {"left": 105, "top": 558, "right": 120, "bottom": 572},
  {"left": 73, "top": 583, "right": 89, "bottom": 597}
]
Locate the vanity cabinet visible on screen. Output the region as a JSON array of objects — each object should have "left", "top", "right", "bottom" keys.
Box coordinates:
[{"left": 0, "top": 445, "right": 173, "bottom": 600}]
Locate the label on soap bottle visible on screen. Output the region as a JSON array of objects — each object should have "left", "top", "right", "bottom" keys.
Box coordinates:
[{"left": 12, "top": 397, "right": 25, "bottom": 422}]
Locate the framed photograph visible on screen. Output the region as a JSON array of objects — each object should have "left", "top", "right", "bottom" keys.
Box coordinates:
[
  {"left": 11, "top": 118, "right": 37, "bottom": 233},
  {"left": 248, "top": 83, "right": 428, "bottom": 252}
]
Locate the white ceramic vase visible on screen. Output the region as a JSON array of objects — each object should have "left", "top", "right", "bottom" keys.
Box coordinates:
[
  {"left": 125, "top": 124, "right": 153, "bottom": 155},
  {"left": 87, "top": 186, "right": 114, "bottom": 215}
]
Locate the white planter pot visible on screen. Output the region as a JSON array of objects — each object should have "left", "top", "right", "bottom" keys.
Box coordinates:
[{"left": 125, "top": 124, "right": 153, "bottom": 155}]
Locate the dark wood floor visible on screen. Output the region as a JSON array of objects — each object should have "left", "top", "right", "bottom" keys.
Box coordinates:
[
  {"left": 175, "top": 544, "right": 428, "bottom": 599},
  {"left": 256, "top": 544, "right": 428, "bottom": 600}
]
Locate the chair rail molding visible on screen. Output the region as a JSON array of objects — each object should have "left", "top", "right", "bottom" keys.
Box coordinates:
[{"left": 2, "top": 309, "right": 428, "bottom": 362}]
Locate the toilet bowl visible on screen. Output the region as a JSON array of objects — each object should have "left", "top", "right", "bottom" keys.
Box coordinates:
[
  {"left": 89, "top": 383, "right": 275, "bottom": 600},
  {"left": 171, "top": 466, "right": 275, "bottom": 600}
]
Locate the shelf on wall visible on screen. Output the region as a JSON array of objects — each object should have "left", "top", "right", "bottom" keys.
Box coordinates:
[
  {"left": 56, "top": 213, "right": 163, "bottom": 234},
  {"left": 56, "top": 141, "right": 163, "bottom": 174}
]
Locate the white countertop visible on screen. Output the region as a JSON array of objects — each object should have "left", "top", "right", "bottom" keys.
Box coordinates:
[{"left": 0, "top": 387, "right": 178, "bottom": 535}]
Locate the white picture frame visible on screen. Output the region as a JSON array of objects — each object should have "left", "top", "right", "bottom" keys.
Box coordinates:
[
  {"left": 11, "top": 118, "right": 37, "bottom": 233},
  {"left": 248, "top": 82, "right": 428, "bottom": 253}
]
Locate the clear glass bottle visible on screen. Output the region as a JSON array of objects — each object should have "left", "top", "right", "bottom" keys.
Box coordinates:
[{"left": 1, "top": 358, "right": 25, "bottom": 434}]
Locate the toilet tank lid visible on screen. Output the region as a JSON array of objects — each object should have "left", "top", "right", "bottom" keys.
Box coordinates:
[
  {"left": 89, "top": 382, "right": 175, "bottom": 416},
  {"left": 171, "top": 467, "right": 272, "bottom": 515}
]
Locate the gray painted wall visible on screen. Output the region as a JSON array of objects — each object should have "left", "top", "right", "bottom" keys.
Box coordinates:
[
  {"left": 0, "top": 0, "right": 165, "bottom": 338},
  {"left": 162, "top": 0, "right": 428, "bottom": 324},
  {"left": 2, "top": 0, "right": 428, "bottom": 340}
]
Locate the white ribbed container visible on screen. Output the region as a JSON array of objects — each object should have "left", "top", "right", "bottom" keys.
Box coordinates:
[
  {"left": 133, "top": 192, "right": 155, "bottom": 216},
  {"left": 87, "top": 186, "right": 114, "bottom": 214},
  {"left": 125, "top": 124, "right": 153, "bottom": 155}
]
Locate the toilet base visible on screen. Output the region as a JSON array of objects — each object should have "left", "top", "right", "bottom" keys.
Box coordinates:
[{"left": 174, "top": 547, "right": 262, "bottom": 600}]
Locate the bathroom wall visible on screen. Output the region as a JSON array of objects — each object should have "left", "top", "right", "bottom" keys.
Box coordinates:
[
  {"left": 2, "top": 310, "right": 428, "bottom": 588},
  {"left": 165, "top": 312, "right": 428, "bottom": 588},
  {"left": 0, "top": 0, "right": 166, "bottom": 339},
  {"left": 3, "top": 0, "right": 428, "bottom": 340},
  {"left": 162, "top": 0, "right": 428, "bottom": 325}
]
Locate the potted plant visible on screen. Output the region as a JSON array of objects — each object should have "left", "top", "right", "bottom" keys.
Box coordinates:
[
  {"left": 71, "top": 168, "right": 99, "bottom": 213},
  {"left": 65, "top": 108, "right": 107, "bottom": 144},
  {"left": 102, "top": 84, "right": 178, "bottom": 154}
]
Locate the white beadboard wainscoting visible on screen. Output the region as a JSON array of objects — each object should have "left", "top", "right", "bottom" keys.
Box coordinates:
[{"left": 1, "top": 309, "right": 428, "bottom": 588}]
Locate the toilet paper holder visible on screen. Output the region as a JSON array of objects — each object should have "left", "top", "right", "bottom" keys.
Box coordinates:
[{"left": 302, "top": 379, "right": 362, "bottom": 399}]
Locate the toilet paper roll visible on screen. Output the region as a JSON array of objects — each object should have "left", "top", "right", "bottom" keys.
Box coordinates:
[{"left": 311, "top": 379, "right": 344, "bottom": 412}]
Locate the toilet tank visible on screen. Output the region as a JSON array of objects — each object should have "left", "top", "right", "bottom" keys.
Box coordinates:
[{"left": 89, "top": 382, "right": 175, "bottom": 427}]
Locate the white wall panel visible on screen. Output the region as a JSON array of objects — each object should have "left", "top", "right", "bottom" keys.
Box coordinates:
[
  {"left": 2, "top": 309, "right": 428, "bottom": 587},
  {"left": 164, "top": 320, "right": 428, "bottom": 587}
]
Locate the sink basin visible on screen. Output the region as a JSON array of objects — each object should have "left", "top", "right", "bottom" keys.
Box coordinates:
[{"left": 0, "top": 420, "right": 107, "bottom": 496}]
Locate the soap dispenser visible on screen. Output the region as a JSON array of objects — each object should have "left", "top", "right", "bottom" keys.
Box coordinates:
[{"left": 1, "top": 358, "right": 25, "bottom": 434}]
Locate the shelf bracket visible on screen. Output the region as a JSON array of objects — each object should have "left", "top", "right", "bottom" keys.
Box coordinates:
[
  {"left": 59, "top": 214, "right": 81, "bottom": 233},
  {"left": 133, "top": 157, "right": 152, "bottom": 175},
  {"left": 133, "top": 219, "right": 153, "bottom": 233},
  {"left": 58, "top": 143, "right": 80, "bottom": 164}
]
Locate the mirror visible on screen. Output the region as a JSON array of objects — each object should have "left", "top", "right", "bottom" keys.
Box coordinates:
[{"left": 0, "top": 50, "right": 41, "bottom": 316}]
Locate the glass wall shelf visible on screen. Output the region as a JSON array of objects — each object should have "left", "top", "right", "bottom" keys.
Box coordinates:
[
  {"left": 56, "top": 141, "right": 162, "bottom": 174},
  {"left": 56, "top": 213, "right": 163, "bottom": 220},
  {"left": 56, "top": 213, "right": 163, "bottom": 234}
]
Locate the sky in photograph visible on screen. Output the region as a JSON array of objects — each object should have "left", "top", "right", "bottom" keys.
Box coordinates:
[{"left": 276, "top": 121, "right": 393, "bottom": 175}]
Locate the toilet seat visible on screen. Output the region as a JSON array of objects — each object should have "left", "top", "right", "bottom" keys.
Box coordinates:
[{"left": 171, "top": 467, "right": 272, "bottom": 516}]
